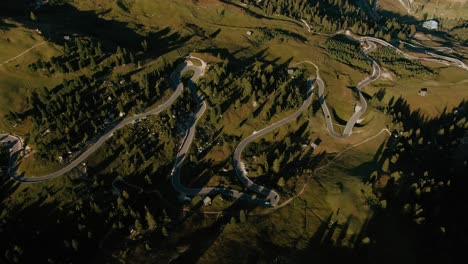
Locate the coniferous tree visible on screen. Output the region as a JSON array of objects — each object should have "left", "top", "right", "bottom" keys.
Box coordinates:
[
  {"left": 145, "top": 210, "right": 157, "bottom": 231},
  {"left": 30, "top": 11, "right": 37, "bottom": 22}
]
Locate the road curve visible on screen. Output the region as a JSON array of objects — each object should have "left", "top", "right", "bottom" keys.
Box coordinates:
[
  {"left": 349, "top": 32, "right": 468, "bottom": 71},
  {"left": 2, "top": 56, "right": 317, "bottom": 207},
  {"left": 169, "top": 59, "right": 316, "bottom": 207},
  {"left": 309, "top": 39, "right": 380, "bottom": 139},
  {"left": 1, "top": 64, "right": 188, "bottom": 183},
  {"left": 308, "top": 30, "right": 467, "bottom": 139},
  {"left": 232, "top": 78, "right": 315, "bottom": 206}
]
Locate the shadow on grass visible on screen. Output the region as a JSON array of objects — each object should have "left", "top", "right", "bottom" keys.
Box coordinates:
[{"left": 356, "top": 97, "right": 467, "bottom": 263}]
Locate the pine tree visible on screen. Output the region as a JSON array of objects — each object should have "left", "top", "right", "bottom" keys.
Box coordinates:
[
  {"left": 277, "top": 177, "right": 285, "bottom": 187},
  {"left": 30, "top": 11, "right": 37, "bottom": 22},
  {"left": 64, "top": 42, "right": 70, "bottom": 55},
  {"left": 90, "top": 56, "right": 96, "bottom": 68},
  {"left": 239, "top": 210, "right": 246, "bottom": 223},
  {"left": 272, "top": 158, "right": 281, "bottom": 173},
  {"left": 145, "top": 210, "right": 157, "bottom": 231},
  {"left": 134, "top": 219, "right": 143, "bottom": 231},
  {"left": 162, "top": 226, "right": 169, "bottom": 237},
  {"left": 71, "top": 240, "right": 79, "bottom": 251},
  {"left": 65, "top": 62, "right": 74, "bottom": 72},
  {"left": 141, "top": 40, "right": 148, "bottom": 52}
]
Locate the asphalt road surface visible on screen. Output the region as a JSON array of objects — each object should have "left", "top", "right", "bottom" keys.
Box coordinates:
[
  {"left": 316, "top": 31, "right": 467, "bottom": 139},
  {"left": 1, "top": 56, "right": 316, "bottom": 207},
  {"left": 317, "top": 39, "right": 380, "bottom": 138},
  {"left": 1, "top": 64, "right": 187, "bottom": 183},
  {"left": 232, "top": 78, "right": 315, "bottom": 206},
  {"left": 3, "top": 28, "right": 463, "bottom": 204},
  {"left": 169, "top": 60, "right": 316, "bottom": 207}
]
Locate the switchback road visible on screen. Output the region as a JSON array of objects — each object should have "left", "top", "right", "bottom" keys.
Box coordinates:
[
  {"left": 1, "top": 56, "right": 316, "bottom": 207},
  {"left": 309, "top": 30, "right": 467, "bottom": 139}
]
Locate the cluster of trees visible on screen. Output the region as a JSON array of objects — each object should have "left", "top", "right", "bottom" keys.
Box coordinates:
[
  {"left": 167, "top": 83, "right": 198, "bottom": 126},
  {"left": 29, "top": 38, "right": 105, "bottom": 73},
  {"left": 29, "top": 37, "right": 143, "bottom": 76},
  {"left": 104, "top": 116, "right": 177, "bottom": 187},
  {"left": 0, "top": 174, "right": 175, "bottom": 263},
  {"left": 200, "top": 59, "right": 308, "bottom": 122},
  {"left": 251, "top": 0, "right": 364, "bottom": 31},
  {"left": 370, "top": 46, "right": 433, "bottom": 77},
  {"left": 366, "top": 98, "right": 467, "bottom": 262},
  {"left": 3, "top": 108, "right": 180, "bottom": 262},
  {"left": 324, "top": 36, "right": 372, "bottom": 72},
  {"left": 10, "top": 60, "right": 173, "bottom": 160},
  {"left": 0, "top": 178, "right": 110, "bottom": 262},
  {"left": 243, "top": 121, "right": 313, "bottom": 189},
  {"left": 236, "top": 0, "right": 417, "bottom": 41},
  {"left": 252, "top": 27, "right": 307, "bottom": 45},
  {"left": 113, "top": 45, "right": 137, "bottom": 67},
  {"left": 176, "top": 57, "right": 314, "bottom": 193},
  {"left": 113, "top": 191, "right": 173, "bottom": 238}
]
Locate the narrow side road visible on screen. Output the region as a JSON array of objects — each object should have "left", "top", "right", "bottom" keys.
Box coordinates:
[{"left": 0, "top": 40, "right": 49, "bottom": 66}]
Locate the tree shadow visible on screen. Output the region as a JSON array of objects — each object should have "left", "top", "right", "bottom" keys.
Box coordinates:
[
  {"left": 291, "top": 212, "right": 368, "bottom": 262},
  {"left": 353, "top": 96, "right": 468, "bottom": 263},
  {"left": 171, "top": 198, "right": 251, "bottom": 263}
]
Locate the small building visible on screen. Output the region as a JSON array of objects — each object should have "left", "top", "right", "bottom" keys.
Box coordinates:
[
  {"left": 203, "top": 196, "right": 212, "bottom": 206},
  {"left": 423, "top": 20, "right": 439, "bottom": 30},
  {"left": 246, "top": 31, "right": 253, "bottom": 36},
  {"left": 418, "top": 88, "right": 428, "bottom": 96},
  {"left": 310, "top": 138, "right": 322, "bottom": 149},
  {"left": 287, "top": 68, "right": 298, "bottom": 79}
]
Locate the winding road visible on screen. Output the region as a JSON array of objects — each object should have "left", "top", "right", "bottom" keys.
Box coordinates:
[
  {"left": 231, "top": 79, "right": 315, "bottom": 206},
  {"left": 354, "top": 32, "right": 468, "bottom": 71},
  {"left": 1, "top": 56, "right": 316, "bottom": 207},
  {"left": 1, "top": 61, "right": 189, "bottom": 183},
  {"left": 307, "top": 30, "right": 468, "bottom": 139},
  {"left": 316, "top": 39, "right": 380, "bottom": 138},
  {"left": 2, "top": 24, "right": 466, "bottom": 206},
  {"left": 168, "top": 58, "right": 315, "bottom": 206}
]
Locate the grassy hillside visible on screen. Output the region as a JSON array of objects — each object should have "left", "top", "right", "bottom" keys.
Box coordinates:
[
  {"left": 1, "top": 0, "right": 467, "bottom": 263},
  {"left": 376, "top": 0, "right": 468, "bottom": 40}
]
